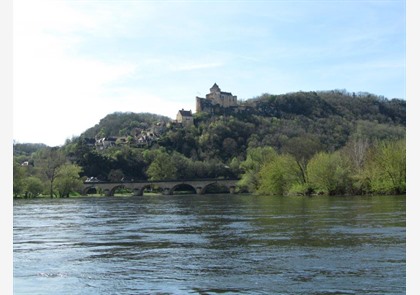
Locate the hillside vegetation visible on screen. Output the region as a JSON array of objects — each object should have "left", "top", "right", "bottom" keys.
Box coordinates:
[{"left": 14, "top": 90, "right": 405, "bottom": 197}]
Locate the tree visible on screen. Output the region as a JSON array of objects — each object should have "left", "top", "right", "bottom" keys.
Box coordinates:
[
  {"left": 306, "top": 151, "right": 351, "bottom": 195},
  {"left": 169, "top": 152, "right": 192, "bottom": 179},
  {"left": 222, "top": 137, "right": 238, "bottom": 159},
  {"left": 257, "top": 154, "right": 302, "bottom": 196},
  {"left": 365, "top": 139, "right": 406, "bottom": 194},
  {"left": 281, "top": 135, "right": 323, "bottom": 184},
  {"left": 228, "top": 157, "right": 242, "bottom": 178},
  {"left": 238, "top": 147, "right": 278, "bottom": 192},
  {"left": 23, "top": 176, "right": 44, "bottom": 198},
  {"left": 13, "top": 161, "right": 26, "bottom": 197},
  {"left": 342, "top": 137, "right": 370, "bottom": 173},
  {"left": 341, "top": 137, "right": 371, "bottom": 194},
  {"left": 108, "top": 169, "right": 125, "bottom": 182},
  {"left": 146, "top": 152, "right": 176, "bottom": 180},
  {"left": 35, "top": 147, "right": 67, "bottom": 198},
  {"left": 72, "top": 138, "right": 113, "bottom": 180},
  {"left": 54, "top": 164, "right": 84, "bottom": 197}
]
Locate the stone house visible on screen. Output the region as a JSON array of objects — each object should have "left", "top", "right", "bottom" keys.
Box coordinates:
[
  {"left": 95, "top": 137, "right": 117, "bottom": 150},
  {"left": 176, "top": 109, "right": 194, "bottom": 126}
]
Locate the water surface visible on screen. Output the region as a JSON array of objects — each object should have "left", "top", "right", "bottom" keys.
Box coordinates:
[{"left": 14, "top": 194, "right": 405, "bottom": 294}]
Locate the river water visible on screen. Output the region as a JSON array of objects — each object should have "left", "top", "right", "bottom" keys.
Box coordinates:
[{"left": 13, "top": 194, "right": 405, "bottom": 294}]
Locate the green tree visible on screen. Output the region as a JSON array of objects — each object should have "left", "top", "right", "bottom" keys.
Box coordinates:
[
  {"left": 238, "top": 146, "right": 278, "bottom": 192},
  {"left": 281, "top": 135, "right": 323, "bottom": 185},
  {"left": 54, "top": 164, "right": 84, "bottom": 198},
  {"left": 108, "top": 169, "right": 125, "bottom": 182},
  {"left": 169, "top": 152, "right": 192, "bottom": 179},
  {"left": 35, "top": 147, "right": 67, "bottom": 198},
  {"left": 71, "top": 138, "right": 113, "bottom": 180},
  {"left": 257, "top": 154, "right": 302, "bottom": 196},
  {"left": 146, "top": 152, "right": 176, "bottom": 180},
  {"left": 365, "top": 139, "right": 406, "bottom": 194},
  {"left": 96, "top": 127, "right": 106, "bottom": 139},
  {"left": 13, "top": 161, "right": 26, "bottom": 197},
  {"left": 23, "top": 176, "right": 44, "bottom": 198},
  {"left": 228, "top": 157, "right": 242, "bottom": 178},
  {"left": 306, "top": 151, "right": 351, "bottom": 195}
]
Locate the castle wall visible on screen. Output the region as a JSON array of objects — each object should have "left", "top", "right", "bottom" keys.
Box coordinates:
[
  {"left": 196, "top": 97, "right": 216, "bottom": 113},
  {"left": 206, "top": 92, "right": 237, "bottom": 108}
]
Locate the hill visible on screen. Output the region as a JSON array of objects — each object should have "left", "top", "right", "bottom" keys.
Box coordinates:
[
  {"left": 58, "top": 89, "right": 403, "bottom": 178},
  {"left": 14, "top": 89, "right": 406, "bottom": 197},
  {"left": 81, "top": 112, "right": 171, "bottom": 139},
  {"left": 69, "top": 90, "right": 405, "bottom": 161}
]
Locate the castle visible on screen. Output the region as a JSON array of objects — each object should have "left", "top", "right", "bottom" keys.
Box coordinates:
[
  {"left": 196, "top": 83, "right": 238, "bottom": 113},
  {"left": 175, "top": 83, "right": 243, "bottom": 126}
]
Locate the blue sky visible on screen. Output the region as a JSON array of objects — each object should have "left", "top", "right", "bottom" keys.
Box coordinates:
[{"left": 13, "top": 0, "right": 406, "bottom": 146}]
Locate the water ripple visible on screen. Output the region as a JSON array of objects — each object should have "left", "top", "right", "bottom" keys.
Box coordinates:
[{"left": 14, "top": 194, "right": 405, "bottom": 294}]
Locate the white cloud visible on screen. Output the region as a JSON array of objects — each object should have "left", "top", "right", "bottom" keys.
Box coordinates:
[
  {"left": 13, "top": 0, "right": 205, "bottom": 145},
  {"left": 13, "top": 0, "right": 137, "bottom": 146},
  {"left": 103, "top": 87, "right": 194, "bottom": 119},
  {"left": 12, "top": 0, "right": 405, "bottom": 145}
]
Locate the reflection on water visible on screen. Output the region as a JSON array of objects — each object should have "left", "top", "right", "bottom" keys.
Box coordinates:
[{"left": 14, "top": 194, "right": 405, "bottom": 294}]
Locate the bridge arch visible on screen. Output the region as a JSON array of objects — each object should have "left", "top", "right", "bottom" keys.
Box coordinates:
[
  {"left": 110, "top": 184, "right": 128, "bottom": 196},
  {"left": 83, "top": 186, "right": 98, "bottom": 195},
  {"left": 138, "top": 184, "right": 164, "bottom": 196},
  {"left": 169, "top": 183, "right": 197, "bottom": 195},
  {"left": 201, "top": 182, "right": 231, "bottom": 194}
]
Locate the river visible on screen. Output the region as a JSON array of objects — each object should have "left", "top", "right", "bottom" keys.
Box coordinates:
[{"left": 13, "top": 194, "right": 405, "bottom": 294}]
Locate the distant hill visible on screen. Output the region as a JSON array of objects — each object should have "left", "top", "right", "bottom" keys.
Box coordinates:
[
  {"left": 13, "top": 142, "right": 48, "bottom": 157},
  {"left": 72, "top": 90, "right": 404, "bottom": 162},
  {"left": 210, "top": 90, "right": 405, "bottom": 125},
  {"left": 81, "top": 112, "right": 172, "bottom": 139}
]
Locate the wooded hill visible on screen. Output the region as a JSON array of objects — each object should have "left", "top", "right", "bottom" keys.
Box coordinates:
[
  {"left": 77, "top": 90, "right": 405, "bottom": 158},
  {"left": 14, "top": 89, "right": 406, "bottom": 197}
]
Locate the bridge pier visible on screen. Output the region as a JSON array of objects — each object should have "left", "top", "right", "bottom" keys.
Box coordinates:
[
  {"left": 132, "top": 188, "right": 143, "bottom": 196},
  {"left": 163, "top": 188, "right": 172, "bottom": 195}
]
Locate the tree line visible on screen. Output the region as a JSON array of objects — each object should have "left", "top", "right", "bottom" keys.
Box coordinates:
[
  {"left": 239, "top": 138, "right": 405, "bottom": 196},
  {"left": 13, "top": 90, "right": 405, "bottom": 198}
]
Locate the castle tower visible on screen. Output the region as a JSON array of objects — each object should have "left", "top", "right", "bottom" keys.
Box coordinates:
[
  {"left": 196, "top": 83, "right": 238, "bottom": 113},
  {"left": 210, "top": 83, "right": 221, "bottom": 93},
  {"left": 205, "top": 83, "right": 237, "bottom": 107}
]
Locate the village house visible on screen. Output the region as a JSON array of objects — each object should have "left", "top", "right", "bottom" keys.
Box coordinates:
[
  {"left": 176, "top": 109, "right": 194, "bottom": 126},
  {"left": 95, "top": 137, "right": 117, "bottom": 150}
]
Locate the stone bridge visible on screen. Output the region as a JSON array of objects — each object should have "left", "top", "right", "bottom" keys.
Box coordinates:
[{"left": 82, "top": 179, "right": 239, "bottom": 196}]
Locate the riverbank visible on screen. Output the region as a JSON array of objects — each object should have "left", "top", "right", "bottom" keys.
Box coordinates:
[{"left": 13, "top": 191, "right": 406, "bottom": 199}]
